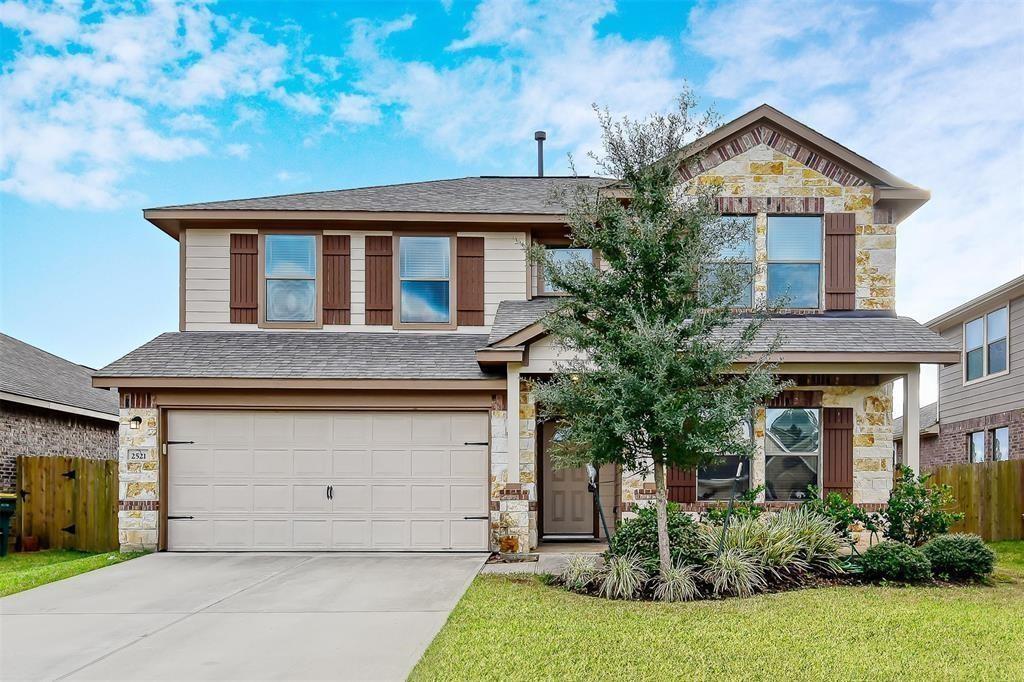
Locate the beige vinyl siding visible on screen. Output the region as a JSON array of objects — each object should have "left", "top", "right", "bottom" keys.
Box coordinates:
[
  {"left": 184, "top": 228, "right": 256, "bottom": 329},
  {"left": 521, "top": 335, "right": 585, "bottom": 374},
  {"left": 460, "top": 231, "right": 528, "bottom": 326},
  {"left": 938, "top": 295, "right": 1024, "bottom": 423}
]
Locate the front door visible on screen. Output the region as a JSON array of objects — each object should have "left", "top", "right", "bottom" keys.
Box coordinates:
[{"left": 541, "top": 422, "right": 594, "bottom": 535}]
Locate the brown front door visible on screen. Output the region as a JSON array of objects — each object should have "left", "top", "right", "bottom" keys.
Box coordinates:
[{"left": 541, "top": 422, "right": 594, "bottom": 535}]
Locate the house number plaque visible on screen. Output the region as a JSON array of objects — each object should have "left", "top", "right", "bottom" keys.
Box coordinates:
[{"left": 127, "top": 449, "right": 148, "bottom": 461}]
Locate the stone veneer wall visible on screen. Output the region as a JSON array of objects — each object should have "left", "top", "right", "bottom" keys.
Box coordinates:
[
  {"left": 0, "top": 401, "right": 117, "bottom": 493},
  {"left": 118, "top": 408, "right": 160, "bottom": 551},
  {"left": 488, "top": 380, "right": 540, "bottom": 553},
  {"left": 691, "top": 143, "right": 896, "bottom": 311},
  {"left": 621, "top": 384, "right": 895, "bottom": 511}
]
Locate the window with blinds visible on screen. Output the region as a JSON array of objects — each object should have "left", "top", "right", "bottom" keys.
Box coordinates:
[
  {"left": 265, "top": 234, "right": 316, "bottom": 322},
  {"left": 399, "top": 236, "right": 451, "bottom": 324},
  {"left": 767, "top": 216, "right": 822, "bottom": 309}
]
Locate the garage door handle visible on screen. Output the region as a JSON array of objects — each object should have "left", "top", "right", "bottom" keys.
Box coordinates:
[
  {"left": 463, "top": 516, "right": 488, "bottom": 520},
  {"left": 168, "top": 516, "right": 194, "bottom": 520},
  {"left": 463, "top": 441, "right": 488, "bottom": 446}
]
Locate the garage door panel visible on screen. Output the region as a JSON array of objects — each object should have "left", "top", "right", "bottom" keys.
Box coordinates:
[
  {"left": 213, "top": 484, "right": 251, "bottom": 512},
  {"left": 332, "top": 449, "right": 370, "bottom": 476},
  {"left": 253, "top": 485, "right": 291, "bottom": 512},
  {"left": 411, "top": 450, "right": 449, "bottom": 477},
  {"left": 168, "top": 410, "right": 489, "bottom": 551}
]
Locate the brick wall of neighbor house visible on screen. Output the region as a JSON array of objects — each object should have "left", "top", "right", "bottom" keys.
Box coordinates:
[
  {"left": 920, "top": 408, "right": 1024, "bottom": 472},
  {"left": 117, "top": 407, "right": 160, "bottom": 551},
  {"left": 895, "top": 434, "right": 942, "bottom": 471},
  {"left": 621, "top": 383, "right": 894, "bottom": 511},
  {"left": 687, "top": 143, "right": 895, "bottom": 311},
  {"left": 0, "top": 401, "right": 117, "bottom": 493},
  {"left": 488, "top": 380, "right": 539, "bottom": 553}
]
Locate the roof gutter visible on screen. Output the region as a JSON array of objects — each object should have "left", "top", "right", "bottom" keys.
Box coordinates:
[
  {"left": 92, "top": 376, "right": 506, "bottom": 391},
  {"left": 0, "top": 390, "right": 119, "bottom": 422}
]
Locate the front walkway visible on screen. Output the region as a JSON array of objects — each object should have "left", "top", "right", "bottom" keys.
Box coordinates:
[
  {"left": 0, "top": 552, "right": 485, "bottom": 681},
  {"left": 481, "top": 541, "right": 606, "bottom": 575}
]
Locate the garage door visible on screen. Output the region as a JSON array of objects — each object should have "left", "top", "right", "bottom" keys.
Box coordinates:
[{"left": 166, "top": 410, "right": 490, "bottom": 551}]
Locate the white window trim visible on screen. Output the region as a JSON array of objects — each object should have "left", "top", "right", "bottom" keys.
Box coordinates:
[
  {"left": 962, "top": 304, "right": 1010, "bottom": 386},
  {"left": 765, "top": 215, "right": 824, "bottom": 311}
]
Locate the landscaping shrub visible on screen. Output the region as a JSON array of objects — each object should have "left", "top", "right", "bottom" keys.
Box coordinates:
[
  {"left": 701, "top": 486, "right": 766, "bottom": 524},
  {"left": 653, "top": 563, "right": 700, "bottom": 602},
  {"left": 857, "top": 540, "right": 932, "bottom": 583},
  {"left": 802, "top": 486, "right": 879, "bottom": 538},
  {"left": 701, "top": 548, "right": 765, "bottom": 597},
  {"left": 597, "top": 553, "right": 648, "bottom": 600},
  {"left": 922, "top": 534, "right": 995, "bottom": 582},
  {"left": 883, "top": 466, "right": 963, "bottom": 546},
  {"left": 776, "top": 507, "right": 846, "bottom": 575},
  {"left": 560, "top": 554, "right": 599, "bottom": 593},
  {"left": 608, "top": 503, "right": 705, "bottom": 574}
]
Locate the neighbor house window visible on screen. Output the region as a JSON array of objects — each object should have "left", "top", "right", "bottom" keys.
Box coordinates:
[
  {"left": 698, "top": 419, "right": 752, "bottom": 500},
  {"left": 969, "top": 431, "right": 986, "bottom": 463},
  {"left": 767, "top": 216, "right": 822, "bottom": 309},
  {"left": 765, "top": 408, "right": 821, "bottom": 501},
  {"left": 399, "top": 236, "right": 451, "bottom": 324},
  {"left": 540, "top": 247, "right": 593, "bottom": 294},
  {"left": 992, "top": 427, "right": 1009, "bottom": 462},
  {"left": 706, "top": 216, "right": 754, "bottom": 308},
  {"left": 264, "top": 234, "right": 317, "bottom": 322},
  {"left": 964, "top": 306, "right": 1008, "bottom": 382}
]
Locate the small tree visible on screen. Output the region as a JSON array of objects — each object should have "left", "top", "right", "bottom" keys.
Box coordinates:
[
  {"left": 884, "top": 466, "right": 963, "bottom": 546},
  {"left": 531, "top": 92, "right": 786, "bottom": 578}
]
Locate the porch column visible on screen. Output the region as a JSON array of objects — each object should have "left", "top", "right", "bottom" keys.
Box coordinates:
[
  {"left": 506, "top": 362, "right": 521, "bottom": 483},
  {"left": 902, "top": 366, "right": 921, "bottom": 475}
]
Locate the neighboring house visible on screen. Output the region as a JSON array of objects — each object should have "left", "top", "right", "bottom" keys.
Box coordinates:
[
  {"left": 93, "top": 104, "right": 957, "bottom": 554},
  {"left": 0, "top": 333, "right": 119, "bottom": 492},
  {"left": 892, "top": 401, "right": 939, "bottom": 467},
  {"left": 896, "top": 276, "right": 1024, "bottom": 471}
]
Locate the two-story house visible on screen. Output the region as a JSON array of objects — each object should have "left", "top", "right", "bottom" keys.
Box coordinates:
[
  {"left": 93, "top": 105, "right": 958, "bottom": 553},
  {"left": 895, "top": 275, "right": 1024, "bottom": 470}
]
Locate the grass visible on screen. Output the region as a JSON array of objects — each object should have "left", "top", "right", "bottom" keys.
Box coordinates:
[
  {"left": 0, "top": 549, "right": 143, "bottom": 597},
  {"left": 412, "top": 541, "right": 1024, "bottom": 681}
]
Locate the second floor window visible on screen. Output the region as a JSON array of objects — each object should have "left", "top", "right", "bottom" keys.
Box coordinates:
[
  {"left": 265, "top": 234, "right": 316, "bottom": 322},
  {"left": 541, "top": 247, "right": 593, "bottom": 294},
  {"left": 964, "top": 306, "right": 1008, "bottom": 382},
  {"left": 707, "top": 216, "right": 754, "bottom": 308},
  {"left": 399, "top": 236, "right": 451, "bottom": 324},
  {"left": 767, "top": 216, "right": 822, "bottom": 309}
]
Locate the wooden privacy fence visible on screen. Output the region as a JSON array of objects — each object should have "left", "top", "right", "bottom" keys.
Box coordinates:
[
  {"left": 930, "top": 459, "right": 1024, "bottom": 541},
  {"left": 16, "top": 456, "right": 118, "bottom": 552}
]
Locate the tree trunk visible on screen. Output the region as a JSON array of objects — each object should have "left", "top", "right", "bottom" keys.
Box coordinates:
[{"left": 652, "top": 458, "right": 671, "bottom": 578}]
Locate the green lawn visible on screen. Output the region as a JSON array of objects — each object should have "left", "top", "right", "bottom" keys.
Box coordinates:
[
  {"left": 0, "top": 549, "right": 143, "bottom": 597},
  {"left": 413, "top": 542, "right": 1024, "bottom": 681}
]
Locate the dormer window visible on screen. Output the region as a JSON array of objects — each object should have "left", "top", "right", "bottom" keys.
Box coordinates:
[
  {"left": 263, "top": 233, "right": 320, "bottom": 326},
  {"left": 964, "top": 306, "right": 1008, "bottom": 382},
  {"left": 767, "top": 216, "right": 822, "bottom": 309}
]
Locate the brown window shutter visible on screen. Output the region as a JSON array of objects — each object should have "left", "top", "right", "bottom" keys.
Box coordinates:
[
  {"left": 824, "top": 213, "right": 856, "bottom": 311},
  {"left": 456, "top": 237, "right": 485, "bottom": 326},
  {"left": 229, "top": 234, "right": 258, "bottom": 324},
  {"left": 364, "top": 236, "right": 393, "bottom": 325},
  {"left": 822, "top": 407, "right": 854, "bottom": 499},
  {"left": 667, "top": 467, "right": 697, "bottom": 504},
  {"left": 322, "top": 235, "right": 351, "bottom": 325}
]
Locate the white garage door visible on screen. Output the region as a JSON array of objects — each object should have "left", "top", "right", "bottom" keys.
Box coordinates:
[{"left": 166, "top": 410, "right": 490, "bottom": 551}]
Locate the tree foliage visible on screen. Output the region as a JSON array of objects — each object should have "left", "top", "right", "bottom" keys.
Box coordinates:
[{"left": 529, "top": 91, "right": 787, "bottom": 576}]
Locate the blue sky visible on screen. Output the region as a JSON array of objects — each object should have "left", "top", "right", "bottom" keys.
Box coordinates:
[{"left": 1, "top": 0, "right": 1023, "bottom": 407}]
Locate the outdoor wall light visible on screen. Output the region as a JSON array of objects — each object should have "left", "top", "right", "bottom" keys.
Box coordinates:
[{"left": 129, "top": 416, "right": 143, "bottom": 430}]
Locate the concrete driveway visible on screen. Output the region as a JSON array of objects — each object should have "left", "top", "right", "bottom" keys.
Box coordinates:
[{"left": 0, "top": 552, "right": 485, "bottom": 681}]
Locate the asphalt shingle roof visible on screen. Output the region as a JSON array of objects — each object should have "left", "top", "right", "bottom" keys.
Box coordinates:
[
  {"left": 488, "top": 298, "right": 560, "bottom": 345},
  {"left": 152, "top": 177, "right": 614, "bottom": 215},
  {"left": 0, "top": 333, "right": 119, "bottom": 416},
  {"left": 715, "top": 316, "right": 961, "bottom": 354},
  {"left": 893, "top": 402, "right": 939, "bottom": 439},
  {"left": 94, "top": 332, "right": 498, "bottom": 380}
]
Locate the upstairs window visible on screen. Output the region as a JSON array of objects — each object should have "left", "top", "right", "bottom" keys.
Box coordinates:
[
  {"left": 540, "top": 247, "right": 593, "bottom": 294},
  {"left": 767, "top": 216, "right": 822, "bottom": 309},
  {"left": 964, "top": 306, "right": 1008, "bottom": 382},
  {"left": 399, "top": 236, "right": 451, "bottom": 324},
  {"left": 265, "top": 234, "right": 317, "bottom": 323},
  {"left": 706, "top": 216, "right": 755, "bottom": 308}
]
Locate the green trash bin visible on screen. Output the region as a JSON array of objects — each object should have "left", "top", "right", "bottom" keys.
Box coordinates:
[{"left": 0, "top": 493, "right": 16, "bottom": 557}]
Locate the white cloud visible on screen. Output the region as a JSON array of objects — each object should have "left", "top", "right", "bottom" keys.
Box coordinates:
[
  {"left": 275, "top": 170, "right": 310, "bottom": 183},
  {"left": 330, "top": 93, "right": 380, "bottom": 125},
  {"left": 0, "top": 0, "right": 317, "bottom": 209},
  {"left": 225, "top": 143, "right": 251, "bottom": 159},
  {"left": 343, "top": 1, "right": 683, "bottom": 173},
  {"left": 686, "top": 0, "right": 1024, "bottom": 407}
]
